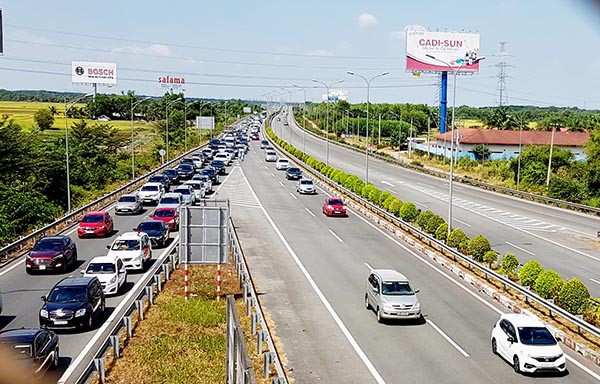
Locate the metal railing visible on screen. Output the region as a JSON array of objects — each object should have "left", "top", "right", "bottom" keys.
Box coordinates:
[
  {"left": 227, "top": 295, "right": 256, "bottom": 384},
  {"left": 229, "top": 218, "right": 288, "bottom": 384},
  {"left": 266, "top": 120, "right": 600, "bottom": 343},
  {"left": 58, "top": 235, "right": 181, "bottom": 384},
  {"left": 290, "top": 111, "right": 600, "bottom": 216}
]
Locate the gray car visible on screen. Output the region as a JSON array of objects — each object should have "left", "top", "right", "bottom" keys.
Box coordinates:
[
  {"left": 296, "top": 179, "right": 317, "bottom": 194},
  {"left": 365, "top": 269, "right": 421, "bottom": 323},
  {"left": 115, "top": 194, "right": 143, "bottom": 215},
  {"left": 193, "top": 174, "right": 213, "bottom": 193},
  {"left": 173, "top": 185, "right": 195, "bottom": 206}
]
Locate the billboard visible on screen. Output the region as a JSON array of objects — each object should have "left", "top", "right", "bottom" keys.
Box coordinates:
[
  {"left": 158, "top": 75, "right": 185, "bottom": 91},
  {"left": 322, "top": 89, "right": 349, "bottom": 102},
  {"left": 71, "top": 61, "right": 117, "bottom": 84},
  {"left": 243, "top": 107, "right": 251, "bottom": 114},
  {"left": 196, "top": 116, "right": 215, "bottom": 130},
  {"left": 405, "top": 30, "right": 480, "bottom": 72}
]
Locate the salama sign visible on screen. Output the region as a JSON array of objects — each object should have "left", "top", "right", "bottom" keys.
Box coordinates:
[
  {"left": 405, "top": 30, "right": 480, "bottom": 72},
  {"left": 158, "top": 75, "right": 186, "bottom": 90}
]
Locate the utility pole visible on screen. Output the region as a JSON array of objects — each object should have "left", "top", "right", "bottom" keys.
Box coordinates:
[
  {"left": 546, "top": 126, "right": 556, "bottom": 186},
  {"left": 378, "top": 113, "right": 382, "bottom": 146}
]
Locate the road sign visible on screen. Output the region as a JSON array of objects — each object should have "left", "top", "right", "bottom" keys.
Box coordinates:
[{"left": 159, "top": 149, "right": 166, "bottom": 156}]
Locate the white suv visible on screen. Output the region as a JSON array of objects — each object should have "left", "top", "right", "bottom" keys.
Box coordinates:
[
  {"left": 106, "top": 232, "right": 152, "bottom": 271},
  {"left": 491, "top": 313, "right": 566, "bottom": 374},
  {"left": 275, "top": 158, "right": 290, "bottom": 170},
  {"left": 138, "top": 182, "right": 164, "bottom": 205},
  {"left": 82, "top": 255, "right": 127, "bottom": 295}
]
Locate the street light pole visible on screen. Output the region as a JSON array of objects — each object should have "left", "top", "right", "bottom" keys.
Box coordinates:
[
  {"left": 546, "top": 125, "right": 556, "bottom": 186},
  {"left": 312, "top": 79, "right": 344, "bottom": 166},
  {"left": 131, "top": 96, "right": 152, "bottom": 181},
  {"left": 64, "top": 92, "right": 94, "bottom": 213},
  {"left": 346, "top": 71, "right": 389, "bottom": 184},
  {"left": 293, "top": 84, "right": 314, "bottom": 154}
]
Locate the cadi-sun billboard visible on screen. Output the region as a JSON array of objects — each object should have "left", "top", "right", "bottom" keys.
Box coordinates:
[
  {"left": 72, "top": 61, "right": 117, "bottom": 84},
  {"left": 405, "top": 30, "right": 480, "bottom": 72}
]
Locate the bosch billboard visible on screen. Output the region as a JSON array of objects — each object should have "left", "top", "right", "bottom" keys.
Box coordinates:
[
  {"left": 71, "top": 61, "right": 117, "bottom": 84},
  {"left": 405, "top": 30, "right": 480, "bottom": 72}
]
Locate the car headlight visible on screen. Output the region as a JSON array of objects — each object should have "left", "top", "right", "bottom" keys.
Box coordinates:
[
  {"left": 54, "top": 253, "right": 64, "bottom": 259},
  {"left": 383, "top": 303, "right": 394, "bottom": 311},
  {"left": 327, "top": 205, "right": 333, "bottom": 210},
  {"left": 109, "top": 276, "right": 117, "bottom": 284},
  {"left": 168, "top": 219, "right": 175, "bottom": 224},
  {"left": 75, "top": 308, "right": 86, "bottom": 317},
  {"left": 413, "top": 302, "right": 421, "bottom": 310},
  {"left": 40, "top": 309, "right": 48, "bottom": 318}
]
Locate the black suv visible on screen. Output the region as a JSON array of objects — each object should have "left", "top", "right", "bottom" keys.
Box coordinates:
[
  {"left": 0, "top": 328, "right": 60, "bottom": 374},
  {"left": 163, "top": 169, "right": 180, "bottom": 184},
  {"left": 134, "top": 220, "right": 170, "bottom": 248},
  {"left": 286, "top": 167, "right": 303, "bottom": 180},
  {"left": 148, "top": 174, "right": 171, "bottom": 190},
  {"left": 39, "top": 277, "right": 105, "bottom": 330}
]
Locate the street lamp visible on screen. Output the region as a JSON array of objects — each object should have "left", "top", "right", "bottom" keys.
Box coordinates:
[
  {"left": 312, "top": 79, "right": 344, "bottom": 166},
  {"left": 425, "top": 53, "right": 485, "bottom": 236},
  {"left": 165, "top": 96, "right": 182, "bottom": 162},
  {"left": 293, "top": 84, "right": 316, "bottom": 154},
  {"left": 346, "top": 71, "right": 389, "bottom": 184},
  {"left": 64, "top": 92, "right": 94, "bottom": 213},
  {"left": 131, "top": 96, "right": 152, "bottom": 181}
]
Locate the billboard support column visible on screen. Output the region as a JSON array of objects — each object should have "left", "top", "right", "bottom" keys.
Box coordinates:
[{"left": 440, "top": 71, "right": 448, "bottom": 134}]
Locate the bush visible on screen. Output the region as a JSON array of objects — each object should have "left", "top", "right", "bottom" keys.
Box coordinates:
[
  {"left": 34, "top": 108, "right": 54, "bottom": 130},
  {"left": 343, "top": 175, "right": 358, "bottom": 190},
  {"left": 388, "top": 198, "right": 403, "bottom": 216},
  {"left": 352, "top": 179, "right": 365, "bottom": 194},
  {"left": 361, "top": 183, "right": 375, "bottom": 199},
  {"left": 500, "top": 253, "right": 519, "bottom": 276},
  {"left": 424, "top": 215, "right": 445, "bottom": 234},
  {"left": 416, "top": 210, "right": 435, "bottom": 229},
  {"left": 534, "top": 270, "right": 563, "bottom": 300},
  {"left": 519, "top": 260, "right": 544, "bottom": 288},
  {"left": 435, "top": 223, "right": 448, "bottom": 241},
  {"left": 447, "top": 228, "right": 468, "bottom": 249},
  {"left": 467, "top": 235, "right": 491, "bottom": 262},
  {"left": 399, "top": 202, "right": 418, "bottom": 222},
  {"left": 558, "top": 278, "right": 590, "bottom": 315},
  {"left": 378, "top": 191, "right": 392, "bottom": 207},
  {"left": 337, "top": 172, "right": 350, "bottom": 185},
  {"left": 382, "top": 195, "right": 396, "bottom": 211},
  {"left": 368, "top": 188, "right": 382, "bottom": 204},
  {"left": 483, "top": 250, "right": 498, "bottom": 268}
]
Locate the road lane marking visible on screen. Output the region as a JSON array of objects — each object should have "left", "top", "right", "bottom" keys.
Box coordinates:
[
  {"left": 386, "top": 188, "right": 396, "bottom": 194},
  {"left": 0, "top": 260, "right": 24, "bottom": 278},
  {"left": 271, "top": 173, "right": 276, "bottom": 178},
  {"left": 289, "top": 192, "right": 298, "bottom": 200},
  {"left": 381, "top": 181, "right": 395, "bottom": 187},
  {"left": 364, "top": 262, "right": 374, "bottom": 271},
  {"left": 452, "top": 218, "right": 472, "bottom": 227},
  {"left": 414, "top": 201, "right": 427, "bottom": 208},
  {"left": 239, "top": 168, "right": 386, "bottom": 384},
  {"left": 591, "top": 278, "right": 600, "bottom": 286},
  {"left": 505, "top": 242, "right": 535, "bottom": 256},
  {"left": 305, "top": 208, "right": 316, "bottom": 217},
  {"left": 265, "top": 166, "right": 269, "bottom": 170},
  {"left": 427, "top": 319, "right": 470, "bottom": 358},
  {"left": 329, "top": 229, "right": 344, "bottom": 243},
  {"left": 278, "top": 181, "right": 285, "bottom": 187}
]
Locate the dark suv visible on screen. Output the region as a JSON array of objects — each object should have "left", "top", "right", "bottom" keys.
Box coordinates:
[
  {"left": 285, "top": 167, "right": 302, "bottom": 180},
  {"left": 27, "top": 236, "right": 77, "bottom": 274},
  {"left": 39, "top": 277, "right": 105, "bottom": 330}
]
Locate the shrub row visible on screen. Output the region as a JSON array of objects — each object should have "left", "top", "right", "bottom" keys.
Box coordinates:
[{"left": 265, "top": 123, "right": 594, "bottom": 318}]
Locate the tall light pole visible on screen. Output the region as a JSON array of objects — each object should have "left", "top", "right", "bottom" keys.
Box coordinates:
[
  {"left": 64, "top": 92, "right": 94, "bottom": 213},
  {"left": 312, "top": 79, "right": 344, "bottom": 166},
  {"left": 131, "top": 96, "right": 152, "bottom": 181},
  {"left": 346, "top": 71, "right": 389, "bottom": 184},
  {"left": 426, "top": 54, "right": 485, "bottom": 236},
  {"left": 546, "top": 125, "right": 557, "bottom": 186},
  {"left": 165, "top": 96, "right": 182, "bottom": 162}
]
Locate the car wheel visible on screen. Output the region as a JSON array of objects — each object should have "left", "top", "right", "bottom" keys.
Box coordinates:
[
  {"left": 53, "top": 347, "right": 60, "bottom": 368},
  {"left": 63, "top": 259, "right": 69, "bottom": 273},
  {"left": 491, "top": 338, "right": 497, "bottom": 355},
  {"left": 376, "top": 307, "right": 383, "bottom": 323},
  {"left": 513, "top": 356, "right": 520, "bottom": 374},
  {"left": 365, "top": 295, "right": 370, "bottom": 310}
]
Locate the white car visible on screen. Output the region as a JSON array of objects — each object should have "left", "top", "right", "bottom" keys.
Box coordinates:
[
  {"left": 214, "top": 152, "right": 231, "bottom": 166},
  {"left": 192, "top": 174, "right": 213, "bottom": 193},
  {"left": 491, "top": 313, "right": 566, "bottom": 374},
  {"left": 297, "top": 179, "right": 317, "bottom": 194},
  {"left": 174, "top": 185, "right": 196, "bottom": 205},
  {"left": 157, "top": 192, "right": 183, "bottom": 210},
  {"left": 217, "top": 145, "right": 227, "bottom": 153},
  {"left": 184, "top": 180, "right": 206, "bottom": 200},
  {"left": 265, "top": 150, "right": 277, "bottom": 162},
  {"left": 82, "top": 255, "right": 127, "bottom": 295},
  {"left": 191, "top": 156, "right": 203, "bottom": 169},
  {"left": 275, "top": 158, "right": 290, "bottom": 170},
  {"left": 106, "top": 232, "right": 152, "bottom": 271},
  {"left": 138, "top": 182, "right": 165, "bottom": 205}
]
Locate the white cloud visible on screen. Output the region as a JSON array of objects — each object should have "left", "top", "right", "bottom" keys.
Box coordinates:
[
  {"left": 357, "top": 13, "right": 377, "bottom": 28},
  {"left": 113, "top": 44, "right": 172, "bottom": 57},
  {"left": 304, "top": 49, "right": 334, "bottom": 57}
]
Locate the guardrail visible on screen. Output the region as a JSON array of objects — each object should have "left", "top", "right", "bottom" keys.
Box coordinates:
[
  {"left": 226, "top": 295, "right": 256, "bottom": 384},
  {"left": 266, "top": 117, "right": 600, "bottom": 343},
  {"left": 288, "top": 110, "right": 600, "bottom": 216},
  {"left": 58, "top": 235, "right": 181, "bottom": 384},
  {"left": 229, "top": 218, "right": 288, "bottom": 383}
]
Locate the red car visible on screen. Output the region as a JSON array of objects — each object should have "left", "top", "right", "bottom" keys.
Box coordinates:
[
  {"left": 150, "top": 207, "right": 180, "bottom": 231},
  {"left": 323, "top": 197, "right": 347, "bottom": 217},
  {"left": 77, "top": 211, "right": 114, "bottom": 238}
]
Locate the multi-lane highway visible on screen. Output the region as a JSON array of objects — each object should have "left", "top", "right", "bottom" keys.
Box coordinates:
[
  {"left": 222, "top": 127, "right": 600, "bottom": 383},
  {"left": 272, "top": 108, "right": 600, "bottom": 295}
]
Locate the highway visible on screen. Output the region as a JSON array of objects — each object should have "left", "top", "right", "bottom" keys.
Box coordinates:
[
  {"left": 222, "top": 132, "right": 600, "bottom": 383},
  {"left": 272, "top": 108, "right": 600, "bottom": 296}
]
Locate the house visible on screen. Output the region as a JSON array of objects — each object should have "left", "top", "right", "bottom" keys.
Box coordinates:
[{"left": 425, "top": 128, "right": 589, "bottom": 161}]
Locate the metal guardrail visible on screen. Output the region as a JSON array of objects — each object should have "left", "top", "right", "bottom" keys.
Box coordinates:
[
  {"left": 58, "top": 235, "right": 181, "bottom": 384},
  {"left": 229, "top": 218, "right": 288, "bottom": 384},
  {"left": 266, "top": 117, "right": 600, "bottom": 343},
  {"left": 289, "top": 111, "right": 600, "bottom": 216},
  {"left": 227, "top": 295, "right": 256, "bottom": 384}
]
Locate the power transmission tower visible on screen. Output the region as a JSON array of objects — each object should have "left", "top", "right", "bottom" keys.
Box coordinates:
[{"left": 494, "top": 42, "right": 512, "bottom": 107}]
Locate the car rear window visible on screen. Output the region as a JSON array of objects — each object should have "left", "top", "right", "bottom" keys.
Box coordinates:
[
  {"left": 161, "top": 197, "right": 180, "bottom": 204},
  {"left": 142, "top": 185, "right": 159, "bottom": 191},
  {"left": 329, "top": 199, "right": 343, "bottom": 205},
  {"left": 153, "top": 209, "right": 175, "bottom": 217},
  {"left": 119, "top": 196, "right": 136, "bottom": 202},
  {"left": 138, "top": 222, "right": 163, "bottom": 231},
  {"left": 82, "top": 214, "right": 104, "bottom": 223}
]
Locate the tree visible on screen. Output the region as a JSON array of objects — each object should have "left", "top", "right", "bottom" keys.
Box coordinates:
[
  {"left": 447, "top": 228, "right": 468, "bottom": 252},
  {"left": 34, "top": 108, "right": 54, "bottom": 131},
  {"left": 558, "top": 278, "right": 590, "bottom": 315},
  {"left": 435, "top": 223, "right": 448, "bottom": 241},
  {"left": 388, "top": 198, "right": 403, "bottom": 216},
  {"left": 483, "top": 250, "right": 498, "bottom": 268},
  {"left": 48, "top": 105, "right": 58, "bottom": 116},
  {"left": 500, "top": 253, "right": 519, "bottom": 277},
  {"left": 416, "top": 210, "right": 435, "bottom": 229},
  {"left": 467, "top": 235, "right": 492, "bottom": 262},
  {"left": 472, "top": 144, "right": 490, "bottom": 161},
  {"left": 533, "top": 270, "right": 563, "bottom": 301},
  {"left": 399, "top": 202, "right": 418, "bottom": 222},
  {"left": 519, "top": 260, "right": 544, "bottom": 288},
  {"left": 425, "top": 215, "right": 445, "bottom": 234}
]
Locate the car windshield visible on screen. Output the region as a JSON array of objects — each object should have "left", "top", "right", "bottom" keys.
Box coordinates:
[
  {"left": 161, "top": 197, "right": 180, "bottom": 204},
  {"left": 176, "top": 189, "right": 191, "bottom": 195},
  {"left": 111, "top": 239, "right": 140, "bottom": 251},
  {"left": 329, "top": 199, "right": 343, "bottom": 206},
  {"left": 267, "top": 151, "right": 276, "bottom": 156},
  {"left": 212, "top": 161, "right": 224, "bottom": 166},
  {"left": 288, "top": 168, "right": 300, "bottom": 173},
  {"left": 48, "top": 286, "right": 88, "bottom": 303},
  {"left": 82, "top": 214, "right": 103, "bottom": 223},
  {"left": 518, "top": 327, "right": 557, "bottom": 345},
  {"left": 119, "top": 196, "right": 136, "bottom": 203},
  {"left": 381, "top": 281, "right": 414, "bottom": 296},
  {"left": 153, "top": 209, "right": 175, "bottom": 218},
  {"left": 141, "top": 185, "right": 159, "bottom": 192},
  {"left": 33, "top": 240, "right": 63, "bottom": 251},
  {"left": 278, "top": 159, "right": 289, "bottom": 163},
  {"left": 179, "top": 165, "right": 193, "bottom": 170},
  {"left": 164, "top": 170, "right": 177, "bottom": 176},
  {"left": 86, "top": 262, "right": 116, "bottom": 274},
  {"left": 139, "top": 222, "right": 163, "bottom": 231},
  {"left": 186, "top": 184, "right": 201, "bottom": 190},
  {"left": 149, "top": 176, "right": 162, "bottom": 183},
  {"left": 300, "top": 180, "right": 313, "bottom": 185}
]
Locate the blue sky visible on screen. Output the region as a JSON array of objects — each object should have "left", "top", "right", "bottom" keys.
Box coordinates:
[{"left": 3, "top": 0, "right": 600, "bottom": 108}]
